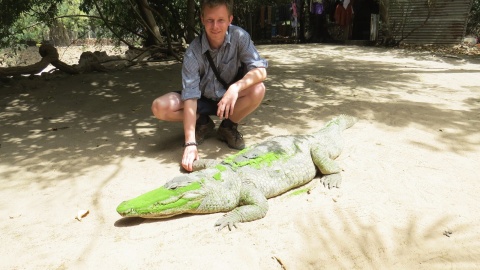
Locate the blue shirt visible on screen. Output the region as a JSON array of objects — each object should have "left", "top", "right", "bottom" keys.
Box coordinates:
[{"left": 181, "top": 25, "right": 268, "bottom": 101}]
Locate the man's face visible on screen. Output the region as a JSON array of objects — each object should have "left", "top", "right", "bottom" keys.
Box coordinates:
[{"left": 201, "top": 4, "right": 233, "bottom": 45}]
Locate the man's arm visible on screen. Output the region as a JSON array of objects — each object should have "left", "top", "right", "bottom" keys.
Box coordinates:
[
  {"left": 232, "top": 67, "right": 267, "bottom": 93},
  {"left": 217, "top": 67, "right": 267, "bottom": 119},
  {"left": 182, "top": 99, "right": 198, "bottom": 172}
]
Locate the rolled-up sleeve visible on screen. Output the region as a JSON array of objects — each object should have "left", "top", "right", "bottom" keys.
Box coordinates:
[
  {"left": 237, "top": 30, "right": 268, "bottom": 71},
  {"left": 181, "top": 49, "right": 202, "bottom": 100}
]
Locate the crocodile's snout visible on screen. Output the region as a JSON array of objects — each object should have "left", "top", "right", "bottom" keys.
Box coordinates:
[{"left": 116, "top": 201, "right": 137, "bottom": 216}]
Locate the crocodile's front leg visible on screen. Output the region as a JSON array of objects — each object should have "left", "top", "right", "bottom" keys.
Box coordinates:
[
  {"left": 311, "top": 145, "right": 342, "bottom": 174},
  {"left": 311, "top": 145, "right": 343, "bottom": 188},
  {"left": 214, "top": 183, "right": 268, "bottom": 231},
  {"left": 319, "top": 173, "right": 342, "bottom": 189}
]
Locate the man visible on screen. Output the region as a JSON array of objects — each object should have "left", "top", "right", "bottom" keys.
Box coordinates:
[{"left": 151, "top": 0, "right": 268, "bottom": 172}]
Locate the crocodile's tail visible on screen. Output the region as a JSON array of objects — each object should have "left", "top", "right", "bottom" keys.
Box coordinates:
[{"left": 325, "top": 114, "right": 358, "bottom": 131}]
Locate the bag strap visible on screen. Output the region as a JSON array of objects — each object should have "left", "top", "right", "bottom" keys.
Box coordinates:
[{"left": 205, "top": 50, "right": 230, "bottom": 89}]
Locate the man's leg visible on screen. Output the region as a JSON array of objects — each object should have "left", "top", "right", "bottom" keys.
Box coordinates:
[
  {"left": 151, "top": 92, "right": 216, "bottom": 144},
  {"left": 151, "top": 92, "right": 184, "bottom": 122},
  {"left": 229, "top": 82, "right": 266, "bottom": 123},
  {"left": 217, "top": 82, "right": 266, "bottom": 149}
]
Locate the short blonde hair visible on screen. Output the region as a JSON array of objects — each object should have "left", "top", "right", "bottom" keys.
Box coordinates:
[{"left": 200, "top": 0, "right": 234, "bottom": 16}]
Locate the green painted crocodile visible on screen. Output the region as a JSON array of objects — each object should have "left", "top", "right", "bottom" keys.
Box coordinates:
[{"left": 116, "top": 114, "right": 357, "bottom": 230}]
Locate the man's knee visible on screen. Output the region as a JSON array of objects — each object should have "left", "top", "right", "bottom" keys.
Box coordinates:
[
  {"left": 151, "top": 98, "right": 165, "bottom": 119},
  {"left": 256, "top": 82, "right": 266, "bottom": 98},
  {"left": 247, "top": 82, "right": 266, "bottom": 101},
  {"left": 151, "top": 96, "right": 174, "bottom": 120}
]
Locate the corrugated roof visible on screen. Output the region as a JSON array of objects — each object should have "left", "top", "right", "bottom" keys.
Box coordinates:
[{"left": 388, "top": 0, "right": 473, "bottom": 44}]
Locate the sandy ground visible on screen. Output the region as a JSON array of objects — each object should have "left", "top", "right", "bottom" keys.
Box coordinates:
[{"left": 1, "top": 44, "right": 480, "bottom": 269}]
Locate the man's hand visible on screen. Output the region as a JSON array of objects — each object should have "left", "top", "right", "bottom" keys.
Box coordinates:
[
  {"left": 217, "top": 85, "right": 240, "bottom": 119},
  {"left": 182, "top": 145, "right": 199, "bottom": 172}
]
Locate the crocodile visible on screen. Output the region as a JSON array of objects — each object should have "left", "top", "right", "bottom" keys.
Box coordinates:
[{"left": 116, "top": 114, "right": 357, "bottom": 230}]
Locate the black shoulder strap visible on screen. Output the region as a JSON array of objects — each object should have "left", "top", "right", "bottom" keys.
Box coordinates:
[{"left": 205, "top": 50, "right": 229, "bottom": 89}]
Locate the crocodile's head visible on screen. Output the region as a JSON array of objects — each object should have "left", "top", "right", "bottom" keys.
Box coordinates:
[{"left": 116, "top": 181, "right": 206, "bottom": 218}]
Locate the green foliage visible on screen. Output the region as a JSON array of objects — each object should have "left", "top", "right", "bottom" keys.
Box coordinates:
[
  {"left": 79, "top": 0, "right": 144, "bottom": 45},
  {"left": 0, "top": 0, "right": 85, "bottom": 47},
  {"left": 58, "top": 0, "right": 89, "bottom": 34},
  {"left": 79, "top": 0, "right": 194, "bottom": 46},
  {"left": 1, "top": 0, "right": 478, "bottom": 50}
]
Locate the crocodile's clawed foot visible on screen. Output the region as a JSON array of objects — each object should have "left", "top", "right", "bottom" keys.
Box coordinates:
[
  {"left": 320, "top": 173, "right": 342, "bottom": 189},
  {"left": 215, "top": 217, "right": 238, "bottom": 231}
]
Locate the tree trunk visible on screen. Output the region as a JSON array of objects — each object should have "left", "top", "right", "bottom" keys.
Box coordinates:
[
  {"left": 136, "top": 0, "right": 163, "bottom": 46},
  {"left": 186, "top": 0, "right": 196, "bottom": 43},
  {"left": 378, "top": 0, "right": 395, "bottom": 45},
  {"left": 50, "top": 20, "right": 71, "bottom": 46},
  {"left": 298, "top": 0, "right": 305, "bottom": 42}
]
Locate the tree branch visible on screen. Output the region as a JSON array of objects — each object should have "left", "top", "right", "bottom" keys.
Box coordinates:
[
  {"left": 91, "top": 0, "right": 135, "bottom": 48},
  {"left": 139, "top": 2, "right": 182, "bottom": 61}
]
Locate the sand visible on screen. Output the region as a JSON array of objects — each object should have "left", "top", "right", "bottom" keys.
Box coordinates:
[{"left": 1, "top": 44, "right": 480, "bottom": 269}]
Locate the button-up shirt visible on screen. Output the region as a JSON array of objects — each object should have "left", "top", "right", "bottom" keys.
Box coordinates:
[{"left": 181, "top": 25, "right": 268, "bottom": 101}]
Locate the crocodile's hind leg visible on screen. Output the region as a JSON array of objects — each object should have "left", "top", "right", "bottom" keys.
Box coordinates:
[
  {"left": 214, "top": 183, "right": 268, "bottom": 231},
  {"left": 311, "top": 145, "right": 342, "bottom": 188}
]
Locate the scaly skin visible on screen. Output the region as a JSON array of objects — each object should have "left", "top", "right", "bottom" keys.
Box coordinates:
[{"left": 116, "top": 114, "right": 357, "bottom": 230}]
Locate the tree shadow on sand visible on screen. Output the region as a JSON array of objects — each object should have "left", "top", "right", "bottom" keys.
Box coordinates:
[
  {"left": 0, "top": 44, "right": 478, "bottom": 187},
  {"left": 288, "top": 209, "right": 480, "bottom": 269}
]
